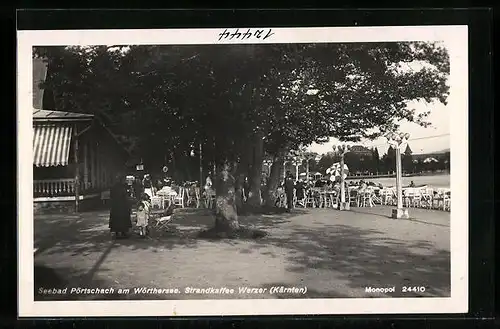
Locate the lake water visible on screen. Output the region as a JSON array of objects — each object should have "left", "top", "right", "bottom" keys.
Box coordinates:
[{"left": 347, "top": 174, "right": 450, "bottom": 188}]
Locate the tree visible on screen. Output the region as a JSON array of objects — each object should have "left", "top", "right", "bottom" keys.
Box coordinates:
[
  {"left": 316, "top": 153, "right": 335, "bottom": 174},
  {"left": 36, "top": 41, "right": 450, "bottom": 236},
  {"left": 344, "top": 152, "right": 361, "bottom": 174},
  {"left": 402, "top": 144, "right": 414, "bottom": 174},
  {"left": 443, "top": 151, "right": 451, "bottom": 171},
  {"left": 383, "top": 146, "right": 397, "bottom": 173}
]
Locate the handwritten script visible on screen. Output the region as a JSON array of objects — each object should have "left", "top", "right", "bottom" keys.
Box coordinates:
[{"left": 217, "top": 28, "right": 274, "bottom": 42}]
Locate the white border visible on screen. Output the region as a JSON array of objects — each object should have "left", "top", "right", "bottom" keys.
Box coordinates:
[{"left": 18, "top": 26, "right": 469, "bottom": 317}]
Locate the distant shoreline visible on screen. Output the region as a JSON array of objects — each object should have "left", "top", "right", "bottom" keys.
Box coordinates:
[{"left": 346, "top": 171, "right": 450, "bottom": 180}]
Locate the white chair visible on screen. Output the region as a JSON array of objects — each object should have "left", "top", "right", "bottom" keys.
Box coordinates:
[
  {"left": 153, "top": 215, "right": 173, "bottom": 231},
  {"left": 420, "top": 188, "right": 434, "bottom": 209},
  {"left": 411, "top": 189, "right": 422, "bottom": 208},
  {"left": 443, "top": 192, "right": 451, "bottom": 211},
  {"left": 403, "top": 189, "right": 413, "bottom": 207},
  {"left": 174, "top": 187, "right": 185, "bottom": 208},
  {"left": 150, "top": 196, "right": 164, "bottom": 209},
  {"left": 318, "top": 191, "right": 330, "bottom": 208},
  {"left": 371, "top": 189, "right": 382, "bottom": 205},
  {"left": 204, "top": 189, "right": 216, "bottom": 209},
  {"left": 152, "top": 203, "right": 175, "bottom": 231},
  {"left": 348, "top": 189, "right": 358, "bottom": 207},
  {"left": 194, "top": 187, "right": 201, "bottom": 208},
  {"left": 432, "top": 188, "right": 450, "bottom": 210},
  {"left": 365, "top": 190, "right": 375, "bottom": 207},
  {"left": 381, "top": 188, "right": 394, "bottom": 205},
  {"left": 301, "top": 190, "right": 312, "bottom": 208},
  {"left": 185, "top": 187, "right": 193, "bottom": 207}
]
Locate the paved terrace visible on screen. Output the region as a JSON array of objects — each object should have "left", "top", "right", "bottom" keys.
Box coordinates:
[{"left": 33, "top": 206, "right": 450, "bottom": 300}]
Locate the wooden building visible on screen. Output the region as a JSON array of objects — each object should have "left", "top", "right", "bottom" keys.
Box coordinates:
[
  {"left": 33, "top": 109, "right": 128, "bottom": 213},
  {"left": 32, "top": 56, "right": 128, "bottom": 213}
]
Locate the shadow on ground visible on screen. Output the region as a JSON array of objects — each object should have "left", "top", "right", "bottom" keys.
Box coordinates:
[
  {"left": 34, "top": 208, "right": 308, "bottom": 256},
  {"left": 34, "top": 263, "right": 129, "bottom": 301},
  {"left": 34, "top": 207, "right": 450, "bottom": 299},
  {"left": 250, "top": 223, "right": 450, "bottom": 298}
]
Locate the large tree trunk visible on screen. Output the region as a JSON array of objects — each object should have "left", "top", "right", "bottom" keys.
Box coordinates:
[
  {"left": 247, "top": 131, "right": 264, "bottom": 207},
  {"left": 264, "top": 152, "right": 285, "bottom": 207},
  {"left": 214, "top": 161, "right": 240, "bottom": 232}
]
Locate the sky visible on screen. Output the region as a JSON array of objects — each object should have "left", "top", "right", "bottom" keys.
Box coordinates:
[
  {"left": 307, "top": 101, "right": 450, "bottom": 155},
  {"left": 307, "top": 43, "right": 453, "bottom": 156}
]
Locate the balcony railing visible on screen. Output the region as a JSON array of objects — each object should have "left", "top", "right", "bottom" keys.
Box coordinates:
[
  {"left": 34, "top": 178, "right": 75, "bottom": 197},
  {"left": 34, "top": 179, "right": 110, "bottom": 198}
]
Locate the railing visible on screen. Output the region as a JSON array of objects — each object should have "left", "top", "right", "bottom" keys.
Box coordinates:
[{"left": 34, "top": 178, "right": 75, "bottom": 197}]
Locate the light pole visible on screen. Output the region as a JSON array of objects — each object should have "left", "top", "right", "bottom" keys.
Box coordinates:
[
  {"left": 333, "top": 144, "right": 351, "bottom": 211},
  {"left": 385, "top": 131, "right": 411, "bottom": 219},
  {"left": 313, "top": 155, "right": 321, "bottom": 182}
]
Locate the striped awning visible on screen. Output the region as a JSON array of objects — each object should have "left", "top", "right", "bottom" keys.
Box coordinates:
[{"left": 33, "top": 124, "right": 73, "bottom": 167}]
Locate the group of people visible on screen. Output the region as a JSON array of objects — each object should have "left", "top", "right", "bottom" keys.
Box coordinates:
[
  {"left": 280, "top": 173, "right": 389, "bottom": 211},
  {"left": 127, "top": 173, "right": 175, "bottom": 200}
]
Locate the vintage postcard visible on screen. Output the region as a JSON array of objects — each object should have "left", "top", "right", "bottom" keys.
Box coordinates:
[{"left": 17, "top": 25, "right": 468, "bottom": 317}]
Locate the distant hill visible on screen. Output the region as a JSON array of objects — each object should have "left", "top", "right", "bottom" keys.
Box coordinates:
[
  {"left": 414, "top": 148, "right": 449, "bottom": 156},
  {"left": 413, "top": 148, "right": 450, "bottom": 161}
]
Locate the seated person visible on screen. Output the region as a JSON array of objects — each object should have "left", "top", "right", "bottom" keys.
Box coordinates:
[
  {"left": 314, "top": 179, "right": 325, "bottom": 188},
  {"left": 295, "top": 180, "right": 306, "bottom": 200}
]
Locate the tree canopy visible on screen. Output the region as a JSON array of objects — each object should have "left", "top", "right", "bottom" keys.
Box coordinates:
[{"left": 36, "top": 42, "right": 449, "bottom": 166}]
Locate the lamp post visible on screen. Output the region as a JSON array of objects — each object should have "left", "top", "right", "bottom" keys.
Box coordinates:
[
  {"left": 333, "top": 144, "right": 351, "bottom": 211},
  {"left": 385, "top": 131, "right": 411, "bottom": 219}
]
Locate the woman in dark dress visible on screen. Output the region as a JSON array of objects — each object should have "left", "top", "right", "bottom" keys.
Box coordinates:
[{"left": 109, "top": 174, "right": 132, "bottom": 238}]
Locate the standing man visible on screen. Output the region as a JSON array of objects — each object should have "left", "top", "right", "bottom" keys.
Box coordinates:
[{"left": 284, "top": 171, "right": 295, "bottom": 212}]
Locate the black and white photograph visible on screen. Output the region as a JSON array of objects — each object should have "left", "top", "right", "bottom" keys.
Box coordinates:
[{"left": 18, "top": 26, "right": 468, "bottom": 316}]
